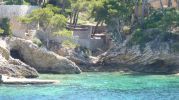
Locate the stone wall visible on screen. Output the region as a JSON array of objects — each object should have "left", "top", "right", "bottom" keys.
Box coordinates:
[
  {"left": 73, "top": 28, "right": 91, "bottom": 39},
  {"left": 0, "top": 5, "right": 39, "bottom": 38},
  {"left": 37, "top": 31, "right": 71, "bottom": 43},
  {"left": 72, "top": 25, "right": 108, "bottom": 50},
  {"left": 37, "top": 25, "right": 109, "bottom": 50},
  {"left": 37, "top": 31, "right": 107, "bottom": 50},
  {"left": 89, "top": 38, "right": 105, "bottom": 49}
]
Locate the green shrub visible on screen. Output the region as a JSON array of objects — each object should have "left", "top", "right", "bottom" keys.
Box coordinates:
[
  {"left": 0, "top": 28, "right": 4, "bottom": 35},
  {"left": 62, "top": 40, "right": 79, "bottom": 49},
  {"left": 33, "top": 38, "right": 43, "bottom": 47},
  {"left": 123, "top": 26, "right": 131, "bottom": 34},
  {"left": 53, "top": 29, "right": 72, "bottom": 38},
  {"left": 0, "top": 18, "right": 12, "bottom": 37},
  {"left": 129, "top": 29, "right": 171, "bottom": 47},
  {"left": 129, "top": 8, "right": 178, "bottom": 47},
  {"left": 76, "top": 46, "right": 92, "bottom": 56},
  {"left": 143, "top": 8, "right": 179, "bottom": 30}
]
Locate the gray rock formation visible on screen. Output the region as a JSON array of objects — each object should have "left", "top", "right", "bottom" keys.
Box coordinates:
[
  {"left": 51, "top": 46, "right": 99, "bottom": 65},
  {"left": 0, "top": 39, "right": 38, "bottom": 78},
  {"left": 8, "top": 38, "right": 81, "bottom": 74},
  {"left": 99, "top": 37, "right": 179, "bottom": 74}
]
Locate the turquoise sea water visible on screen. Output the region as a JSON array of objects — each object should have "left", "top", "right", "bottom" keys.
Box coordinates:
[{"left": 0, "top": 72, "right": 179, "bottom": 100}]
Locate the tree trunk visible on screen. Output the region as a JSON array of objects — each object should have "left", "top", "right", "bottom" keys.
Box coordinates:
[
  {"left": 74, "top": 11, "right": 79, "bottom": 28},
  {"left": 46, "top": 31, "right": 50, "bottom": 49},
  {"left": 46, "top": 36, "right": 49, "bottom": 49},
  {"left": 160, "top": 0, "right": 164, "bottom": 10},
  {"left": 69, "top": 13, "right": 73, "bottom": 28},
  {"left": 160, "top": 0, "right": 166, "bottom": 14},
  {"left": 61, "top": 0, "right": 66, "bottom": 14},
  {"left": 116, "top": 18, "right": 123, "bottom": 42},
  {"left": 43, "top": 27, "right": 50, "bottom": 49},
  {"left": 177, "top": 0, "right": 179, "bottom": 9},
  {"left": 141, "top": 0, "right": 146, "bottom": 26},
  {"left": 93, "top": 21, "right": 100, "bottom": 35},
  {"left": 135, "top": 0, "right": 139, "bottom": 22},
  {"left": 101, "top": 20, "right": 104, "bottom": 26},
  {"left": 72, "top": 10, "right": 77, "bottom": 26},
  {"left": 168, "top": 0, "right": 172, "bottom": 7}
]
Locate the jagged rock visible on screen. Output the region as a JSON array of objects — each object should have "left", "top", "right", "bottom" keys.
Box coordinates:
[
  {"left": 0, "top": 40, "right": 9, "bottom": 60},
  {"left": 99, "top": 38, "right": 179, "bottom": 74},
  {"left": 51, "top": 46, "right": 98, "bottom": 65},
  {"left": 8, "top": 37, "right": 81, "bottom": 74},
  {"left": 0, "top": 40, "right": 38, "bottom": 78}
]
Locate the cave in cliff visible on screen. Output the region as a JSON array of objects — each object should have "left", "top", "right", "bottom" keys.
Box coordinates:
[{"left": 10, "top": 49, "right": 24, "bottom": 62}]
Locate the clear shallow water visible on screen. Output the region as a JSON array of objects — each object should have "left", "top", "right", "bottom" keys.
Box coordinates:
[{"left": 0, "top": 72, "right": 179, "bottom": 100}]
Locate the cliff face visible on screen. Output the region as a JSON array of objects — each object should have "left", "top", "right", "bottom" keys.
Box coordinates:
[
  {"left": 0, "top": 39, "right": 38, "bottom": 78},
  {"left": 98, "top": 30, "right": 179, "bottom": 74},
  {"left": 8, "top": 38, "right": 81, "bottom": 74},
  {"left": 0, "top": 37, "right": 82, "bottom": 78}
]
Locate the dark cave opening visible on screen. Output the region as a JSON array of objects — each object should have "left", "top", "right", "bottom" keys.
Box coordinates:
[{"left": 10, "top": 49, "right": 24, "bottom": 62}]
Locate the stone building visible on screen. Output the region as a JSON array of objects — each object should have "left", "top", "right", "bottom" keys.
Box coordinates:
[
  {"left": 38, "top": 23, "right": 111, "bottom": 50},
  {"left": 71, "top": 24, "right": 109, "bottom": 50}
]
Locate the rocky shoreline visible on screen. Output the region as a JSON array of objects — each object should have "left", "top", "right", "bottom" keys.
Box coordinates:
[
  {"left": 1, "top": 36, "right": 179, "bottom": 79},
  {"left": 97, "top": 40, "right": 179, "bottom": 74},
  {"left": 8, "top": 38, "right": 81, "bottom": 74},
  {"left": 0, "top": 37, "right": 82, "bottom": 78},
  {"left": 0, "top": 39, "right": 38, "bottom": 78}
]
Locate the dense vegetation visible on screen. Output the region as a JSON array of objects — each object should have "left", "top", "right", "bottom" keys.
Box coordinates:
[
  {"left": 20, "top": 4, "right": 67, "bottom": 48},
  {"left": 2, "top": 0, "right": 179, "bottom": 49},
  {"left": 0, "top": 18, "right": 12, "bottom": 37},
  {"left": 90, "top": 0, "right": 179, "bottom": 45}
]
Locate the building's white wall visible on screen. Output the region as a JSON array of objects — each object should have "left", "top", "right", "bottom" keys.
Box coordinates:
[
  {"left": 75, "top": 39, "right": 91, "bottom": 48},
  {"left": 89, "top": 38, "right": 104, "bottom": 50},
  {"left": 73, "top": 26, "right": 92, "bottom": 39},
  {"left": 37, "top": 31, "right": 106, "bottom": 50},
  {"left": 0, "top": 5, "right": 38, "bottom": 38},
  {"left": 73, "top": 30, "right": 90, "bottom": 39},
  {"left": 0, "top": 5, "right": 38, "bottom": 18}
]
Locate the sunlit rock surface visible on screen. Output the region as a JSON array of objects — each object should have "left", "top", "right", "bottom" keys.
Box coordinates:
[
  {"left": 8, "top": 37, "right": 81, "bottom": 74},
  {"left": 0, "top": 39, "right": 38, "bottom": 78},
  {"left": 99, "top": 30, "right": 179, "bottom": 74}
]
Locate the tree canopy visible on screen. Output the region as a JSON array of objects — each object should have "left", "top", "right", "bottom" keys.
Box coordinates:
[{"left": 20, "top": 4, "right": 67, "bottom": 48}]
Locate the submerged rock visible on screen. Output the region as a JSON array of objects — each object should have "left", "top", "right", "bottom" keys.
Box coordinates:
[
  {"left": 8, "top": 37, "right": 81, "bottom": 74},
  {"left": 0, "top": 40, "right": 38, "bottom": 78}
]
